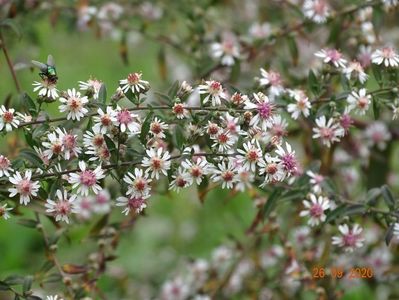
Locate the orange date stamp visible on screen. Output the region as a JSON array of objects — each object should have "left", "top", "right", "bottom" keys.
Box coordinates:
[{"left": 312, "top": 266, "right": 374, "bottom": 279}]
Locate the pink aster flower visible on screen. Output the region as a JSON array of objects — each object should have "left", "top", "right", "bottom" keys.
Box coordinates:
[
  {"left": 116, "top": 195, "right": 149, "bottom": 215},
  {"left": 8, "top": 170, "right": 40, "bottom": 205},
  {"left": 303, "top": 0, "right": 331, "bottom": 23},
  {"left": 57, "top": 128, "right": 81, "bottom": 160},
  {"left": 79, "top": 78, "right": 103, "bottom": 99},
  {"left": 332, "top": 223, "right": 365, "bottom": 252},
  {"left": 259, "top": 69, "right": 284, "bottom": 97},
  {"left": 245, "top": 92, "right": 275, "bottom": 131},
  {"left": 371, "top": 46, "right": 399, "bottom": 67},
  {"left": 198, "top": 80, "right": 227, "bottom": 106},
  {"left": 68, "top": 161, "right": 105, "bottom": 196},
  {"left": 142, "top": 148, "right": 171, "bottom": 179},
  {"left": 92, "top": 190, "right": 111, "bottom": 214},
  {"left": 59, "top": 88, "right": 89, "bottom": 121},
  {"left": 300, "top": 194, "right": 329, "bottom": 226},
  {"left": 312, "top": 116, "right": 345, "bottom": 147},
  {"left": 275, "top": 142, "right": 298, "bottom": 178},
  {"left": 45, "top": 189, "right": 78, "bottom": 224},
  {"left": 0, "top": 155, "right": 13, "bottom": 178},
  {"left": 115, "top": 107, "right": 141, "bottom": 134},
  {"left": 315, "top": 48, "right": 347, "bottom": 68}
]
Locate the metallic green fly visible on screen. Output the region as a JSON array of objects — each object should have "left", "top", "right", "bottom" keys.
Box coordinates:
[{"left": 31, "top": 55, "right": 58, "bottom": 84}]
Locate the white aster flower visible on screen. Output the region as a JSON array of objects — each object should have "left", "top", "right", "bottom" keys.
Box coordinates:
[
  {"left": 371, "top": 46, "right": 399, "bottom": 67},
  {"left": 312, "top": 116, "right": 345, "bottom": 147},
  {"left": 93, "top": 107, "right": 117, "bottom": 134},
  {"left": 8, "top": 170, "right": 40, "bottom": 205},
  {"left": 0, "top": 203, "right": 13, "bottom": 220},
  {"left": 211, "top": 160, "right": 238, "bottom": 189},
  {"left": 123, "top": 168, "right": 152, "bottom": 197},
  {"left": 33, "top": 79, "right": 59, "bottom": 99},
  {"left": 287, "top": 91, "right": 311, "bottom": 120},
  {"left": 245, "top": 92, "right": 275, "bottom": 131},
  {"left": 169, "top": 167, "right": 193, "bottom": 191},
  {"left": 182, "top": 158, "right": 210, "bottom": 185},
  {"left": 343, "top": 61, "right": 368, "bottom": 83},
  {"left": 116, "top": 195, "right": 149, "bottom": 215},
  {"left": 142, "top": 147, "right": 171, "bottom": 179},
  {"left": 299, "top": 194, "right": 330, "bottom": 226},
  {"left": 347, "top": 88, "right": 371, "bottom": 115},
  {"left": 303, "top": 0, "right": 331, "bottom": 23},
  {"left": 237, "top": 140, "right": 263, "bottom": 172},
  {"left": 59, "top": 88, "right": 89, "bottom": 121},
  {"left": 78, "top": 78, "right": 102, "bottom": 99},
  {"left": 0, "top": 105, "right": 19, "bottom": 132},
  {"left": 259, "top": 154, "right": 285, "bottom": 184},
  {"left": 0, "top": 155, "right": 13, "bottom": 177},
  {"left": 259, "top": 68, "right": 284, "bottom": 97},
  {"left": 198, "top": 80, "right": 227, "bottom": 106},
  {"left": 119, "top": 72, "right": 149, "bottom": 94},
  {"left": 315, "top": 48, "right": 347, "bottom": 68},
  {"left": 45, "top": 189, "right": 78, "bottom": 224},
  {"left": 332, "top": 223, "right": 365, "bottom": 252},
  {"left": 68, "top": 161, "right": 105, "bottom": 196}
]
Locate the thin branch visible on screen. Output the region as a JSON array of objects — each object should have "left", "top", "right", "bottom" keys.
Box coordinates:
[{"left": 0, "top": 30, "right": 21, "bottom": 94}]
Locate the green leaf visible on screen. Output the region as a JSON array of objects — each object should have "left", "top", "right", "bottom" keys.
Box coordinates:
[
  {"left": 372, "top": 96, "right": 380, "bottom": 120},
  {"left": 98, "top": 84, "right": 107, "bottom": 104},
  {"left": 381, "top": 185, "right": 395, "bottom": 209},
  {"left": 372, "top": 64, "right": 383, "bottom": 86},
  {"left": 23, "top": 276, "right": 33, "bottom": 293},
  {"left": 174, "top": 125, "right": 185, "bottom": 150},
  {"left": 140, "top": 111, "right": 154, "bottom": 145},
  {"left": 325, "top": 204, "right": 347, "bottom": 223},
  {"left": 262, "top": 189, "right": 281, "bottom": 219},
  {"left": 366, "top": 188, "right": 381, "bottom": 205},
  {"left": 385, "top": 223, "right": 395, "bottom": 246},
  {"left": 287, "top": 36, "right": 298, "bottom": 66},
  {"left": 4, "top": 275, "right": 25, "bottom": 285},
  {"left": 168, "top": 80, "right": 180, "bottom": 99},
  {"left": 20, "top": 93, "right": 37, "bottom": 116},
  {"left": 0, "top": 19, "right": 22, "bottom": 39},
  {"left": 345, "top": 204, "right": 366, "bottom": 216},
  {"left": 0, "top": 281, "right": 11, "bottom": 291},
  {"left": 19, "top": 149, "right": 43, "bottom": 169},
  {"left": 308, "top": 70, "right": 320, "bottom": 96},
  {"left": 17, "top": 219, "right": 39, "bottom": 228}
]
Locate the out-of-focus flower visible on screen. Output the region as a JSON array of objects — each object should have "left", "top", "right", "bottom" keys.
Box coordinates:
[
  {"left": 0, "top": 203, "right": 13, "bottom": 220},
  {"left": 0, "top": 155, "right": 13, "bottom": 178},
  {"left": 364, "top": 121, "right": 391, "bottom": 150},
  {"left": 312, "top": 116, "right": 345, "bottom": 147},
  {"left": 332, "top": 223, "right": 365, "bottom": 252},
  {"left": 306, "top": 170, "right": 324, "bottom": 193},
  {"left": 248, "top": 22, "right": 271, "bottom": 39},
  {"left": 343, "top": 61, "right": 368, "bottom": 83},
  {"left": 303, "top": 0, "right": 331, "bottom": 23},
  {"left": 210, "top": 35, "right": 240, "bottom": 66},
  {"left": 371, "top": 46, "right": 399, "bottom": 67},
  {"left": 259, "top": 69, "right": 284, "bottom": 97},
  {"left": 315, "top": 48, "right": 347, "bottom": 68},
  {"left": 287, "top": 91, "right": 311, "bottom": 119},
  {"left": 300, "top": 194, "right": 330, "bottom": 226}
]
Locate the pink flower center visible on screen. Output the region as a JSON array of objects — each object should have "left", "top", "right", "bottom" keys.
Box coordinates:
[
  {"left": 134, "top": 179, "right": 146, "bottom": 191},
  {"left": 127, "top": 73, "right": 141, "bottom": 85},
  {"left": 52, "top": 143, "right": 63, "bottom": 154},
  {"left": 18, "top": 179, "right": 32, "bottom": 195},
  {"left": 382, "top": 47, "right": 395, "bottom": 59},
  {"left": 176, "top": 176, "right": 187, "bottom": 187},
  {"left": 96, "top": 194, "right": 108, "bottom": 204},
  {"left": 268, "top": 71, "right": 282, "bottom": 86},
  {"left": 63, "top": 134, "right": 77, "bottom": 150},
  {"left": 266, "top": 163, "right": 278, "bottom": 174},
  {"left": 0, "top": 156, "right": 10, "bottom": 170},
  {"left": 56, "top": 201, "right": 71, "bottom": 216},
  {"left": 326, "top": 49, "right": 342, "bottom": 63},
  {"left": 217, "top": 133, "right": 229, "bottom": 144},
  {"left": 309, "top": 203, "right": 323, "bottom": 217},
  {"left": 191, "top": 166, "right": 202, "bottom": 178},
  {"left": 282, "top": 153, "right": 297, "bottom": 173},
  {"left": 231, "top": 93, "right": 243, "bottom": 105},
  {"left": 207, "top": 124, "right": 219, "bottom": 135},
  {"left": 173, "top": 104, "right": 184, "bottom": 114},
  {"left": 93, "top": 135, "right": 105, "bottom": 147},
  {"left": 343, "top": 232, "right": 358, "bottom": 247},
  {"left": 357, "top": 97, "right": 368, "bottom": 108},
  {"left": 314, "top": 174, "right": 324, "bottom": 183},
  {"left": 371, "top": 132, "right": 384, "bottom": 142},
  {"left": 3, "top": 111, "right": 13, "bottom": 123},
  {"left": 313, "top": 0, "right": 327, "bottom": 15},
  {"left": 150, "top": 122, "right": 162, "bottom": 134},
  {"left": 117, "top": 110, "right": 133, "bottom": 125},
  {"left": 98, "top": 147, "right": 110, "bottom": 160},
  {"left": 151, "top": 157, "right": 162, "bottom": 170},
  {"left": 222, "top": 40, "right": 235, "bottom": 54},
  {"left": 80, "top": 170, "right": 97, "bottom": 187},
  {"left": 340, "top": 114, "right": 352, "bottom": 131},
  {"left": 257, "top": 102, "right": 273, "bottom": 119},
  {"left": 320, "top": 127, "right": 334, "bottom": 139},
  {"left": 127, "top": 197, "right": 145, "bottom": 211}
]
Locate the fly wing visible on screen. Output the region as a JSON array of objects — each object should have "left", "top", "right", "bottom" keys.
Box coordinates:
[
  {"left": 31, "top": 60, "right": 47, "bottom": 72},
  {"left": 47, "top": 54, "right": 55, "bottom": 67}
]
